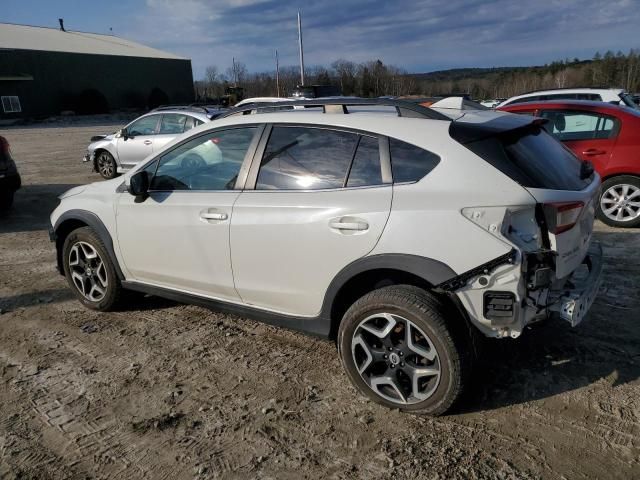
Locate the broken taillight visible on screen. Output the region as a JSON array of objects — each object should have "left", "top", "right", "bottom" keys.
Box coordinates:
[{"left": 543, "top": 202, "right": 584, "bottom": 234}]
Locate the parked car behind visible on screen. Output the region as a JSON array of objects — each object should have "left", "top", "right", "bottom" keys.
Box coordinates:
[
  {"left": 0, "top": 135, "right": 21, "bottom": 210},
  {"left": 498, "top": 100, "right": 640, "bottom": 227},
  {"left": 84, "top": 107, "right": 212, "bottom": 179},
  {"left": 52, "top": 98, "right": 602, "bottom": 415},
  {"left": 497, "top": 88, "right": 638, "bottom": 109}
]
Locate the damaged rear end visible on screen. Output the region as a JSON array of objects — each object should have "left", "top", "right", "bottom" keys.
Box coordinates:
[{"left": 447, "top": 112, "right": 603, "bottom": 338}]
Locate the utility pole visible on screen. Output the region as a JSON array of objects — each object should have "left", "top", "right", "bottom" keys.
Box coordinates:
[
  {"left": 232, "top": 57, "right": 238, "bottom": 86},
  {"left": 275, "top": 49, "right": 281, "bottom": 97},
  {"left": 297, "top": 11, "right": 305, "bottom": 86}
]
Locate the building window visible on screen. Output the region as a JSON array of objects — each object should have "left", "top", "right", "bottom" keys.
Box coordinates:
[{"left": 1, "top": 96, "right": 21, "bottom": 113}]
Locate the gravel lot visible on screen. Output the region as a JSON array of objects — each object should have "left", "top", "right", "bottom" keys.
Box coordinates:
[{"left": 0, "top": 123, "right": 639, "bottom": 479}]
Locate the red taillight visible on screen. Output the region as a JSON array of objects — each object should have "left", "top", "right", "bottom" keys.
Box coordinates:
[{"left": 543, "top": 202, "right": 584, "bottom": 234}]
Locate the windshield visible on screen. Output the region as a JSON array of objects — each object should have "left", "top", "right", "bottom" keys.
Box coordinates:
[{"left": 619, "top": 93, "right": 639, "bottom": 109}]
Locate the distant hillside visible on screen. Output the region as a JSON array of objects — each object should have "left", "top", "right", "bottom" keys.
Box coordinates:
[
  {"left": 406, "top": 56, "right": 636, "bottom": 99},
  {"left": 410, "top": 61, "right": 595, "bottom": 80},
  {"left": 409, "top": 66, "right": 533, "bottom": 81}
]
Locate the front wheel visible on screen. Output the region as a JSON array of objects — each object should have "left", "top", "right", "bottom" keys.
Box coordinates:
[
  {"left": 597, "top": 175, "right": 640, "bottom": 228},
  {"left": 96, "top": 151, "right": 118, "bottom": 179},
  {"left": 337, "top": 285, "right": 472, "bottom": 415},
  {"left": 62, "top": 227, "right": 124, "bottom": 311}
]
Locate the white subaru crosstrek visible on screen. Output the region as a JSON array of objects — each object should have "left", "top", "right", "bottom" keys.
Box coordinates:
[{"left": 51, "top": 99, "right": 603, "bottom": 415}]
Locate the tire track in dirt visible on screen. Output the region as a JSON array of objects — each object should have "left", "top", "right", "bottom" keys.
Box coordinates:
[{"left": 0, "top": 325, "right": 195, "bottom": 479}]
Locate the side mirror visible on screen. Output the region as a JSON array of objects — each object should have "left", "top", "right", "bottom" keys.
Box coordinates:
[
  {"left": 114, "top": 129, "right": 123, "bottom": 138},
  {"left": 128, "top": 171, "right": 149, "bottom": 199}
]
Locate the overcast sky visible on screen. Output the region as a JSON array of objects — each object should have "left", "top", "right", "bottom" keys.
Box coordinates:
[{"left": 2, "top": 0, "right": 638, "bottom": 79}]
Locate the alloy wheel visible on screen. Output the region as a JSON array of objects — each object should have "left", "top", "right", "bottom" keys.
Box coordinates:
[
  {"left": 351, "top": 312, "right": 441, "bottom": 405},
  {"left": 68, "top": 241, "right": 108, "bottom": 302},
  {"left": 600, "top": 183, "right": 640, "bottom": 223},
  {"left": 97, "top": 153, "right": 114, "bottom": 178}
]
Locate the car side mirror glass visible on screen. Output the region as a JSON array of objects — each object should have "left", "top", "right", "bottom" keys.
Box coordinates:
[{"left": 128, "top": 171, "right": 149, "bottom": 198}]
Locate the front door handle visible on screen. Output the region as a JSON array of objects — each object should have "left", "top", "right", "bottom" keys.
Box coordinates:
[
  {"left": 200, "top": 212, "right": 228, "bottom": 221},
  {"left": 329, "top": 219, "right": 369, "bottom": 231},
  {"left": 582, "top": 148, "right": 606, "bottom": 156},
  {"left": 143, "top": 140, "right": 152, "bottom": 146}
]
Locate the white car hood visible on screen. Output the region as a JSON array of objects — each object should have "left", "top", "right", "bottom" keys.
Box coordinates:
[{"left": 59, "top": 177, "right": 123, "bottom": 199}]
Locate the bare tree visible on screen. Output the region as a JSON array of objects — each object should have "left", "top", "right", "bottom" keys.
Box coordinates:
[{"left": 226, "top": 61, "right": 248, "bottom": 86}]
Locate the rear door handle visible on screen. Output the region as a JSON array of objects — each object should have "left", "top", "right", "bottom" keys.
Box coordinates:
[
  {"left": 582, "top": 148, "right": 606, "bottom": 156},
  {"left": 329, "top": 220, "right": 369, "bottom": 231},
  {"left": 200, "top": 211, "right": 228, "bottom": 221},
  {"left": 143, "top": 140, "right": 152, "bottom": 145}
]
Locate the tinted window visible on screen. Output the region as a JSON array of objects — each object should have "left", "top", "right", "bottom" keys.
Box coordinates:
[
  {"left": 159, "top": 114, "right": 187, "bottom": 134},
  {"left": 540, "top": 110, "right": 618, "bottom": 140},
  {"left": 389, "top": 138, "right": 440, "bottom": 183},
  {"left": 256, "top": 127, "right": 358, "bottom": 190},
  {"left": 151, "top": 127, "right": 256, "bottom": 191},
  {"left": 128, "top": 115, "right": 159, "bottom": 136},
  {"left": 346, "top": 136, "right": 382, "bottom": 187},
  {"left": 462, "top": 126, "right": 591, "bottom": 191}
]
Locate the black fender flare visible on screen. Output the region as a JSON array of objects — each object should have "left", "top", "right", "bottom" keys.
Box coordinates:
[
  {"left": 319, "top": 253, "right": 457, "bottom": 319},
  {"left": 52, "top": 209, "right": 124, "bottom": 280}
]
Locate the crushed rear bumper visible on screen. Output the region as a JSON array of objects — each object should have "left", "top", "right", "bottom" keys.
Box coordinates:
[{"left": 548, "top": 242, "right": 603, "bottom": 327}]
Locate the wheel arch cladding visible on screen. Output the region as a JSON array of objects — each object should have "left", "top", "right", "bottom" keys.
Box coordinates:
[
  {"left": 322, "top": 254, "right": 457, "bottom": 339},
  {"left": 53, "top": 210, "right": 124, "bottom": 280}
]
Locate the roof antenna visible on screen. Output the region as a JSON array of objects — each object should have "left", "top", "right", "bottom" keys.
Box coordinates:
[{"left": 58, "top": 18, "right": 66, "bottom": 32}]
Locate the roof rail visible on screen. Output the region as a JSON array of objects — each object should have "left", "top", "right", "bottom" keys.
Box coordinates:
[
  {"left": 151, "top": 105, "right": 209, "bottom": 113},
  {"left": 217, "top": 98, "right": 451, "bottom": 121},
  {"left": 515, "top": 86, "right": 623, "bottom": 96}
]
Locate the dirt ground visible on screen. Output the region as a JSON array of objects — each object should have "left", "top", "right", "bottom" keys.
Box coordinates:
[{"left": 0, "top": 123, "right": 638, "bottom": 480}]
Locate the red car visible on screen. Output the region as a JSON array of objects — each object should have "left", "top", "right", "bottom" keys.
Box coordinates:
[{"left": 498, "top": 100, "right": 640, "bottom": 227}]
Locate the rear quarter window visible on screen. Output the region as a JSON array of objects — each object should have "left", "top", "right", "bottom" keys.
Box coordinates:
[{"left": 389, "top": 138, "right": 440, "bottom": 183}]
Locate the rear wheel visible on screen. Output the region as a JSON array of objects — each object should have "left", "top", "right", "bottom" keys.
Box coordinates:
[
  {"left": 597, "top": 175, "right": 640, "bottom": 228},
  {"left": 96, "top": 151, "right": 118, "bottom": 179},
  {"left": 337, "top": 285, "right": 472, "bottom": 415},
  {"left": 62, "top": 227, "right": 124, "bottom": 311}
]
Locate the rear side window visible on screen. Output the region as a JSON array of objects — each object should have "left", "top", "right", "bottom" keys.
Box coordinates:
[
  {"left": 389, "top": 138, "right": 440, "bottom": 183},
  {"left": 257, "top": 126, "right": 365, "bottom": 190},
  {"left": 184, "top": 116, "right": 202, "bottom": 131},
  {"left": 159, "top": 114, "right": 187, "bottom": 134},
  {"left": 462, "top": 126, "right": 591, "bottom": 191},
  {"left": 539, "top": 110, "right": 618, "bottom": 140}
]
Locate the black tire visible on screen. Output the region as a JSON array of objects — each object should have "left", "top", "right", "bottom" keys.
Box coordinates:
[
  {"left": 597, "top": 175, "right": 640, "bottom": 228},
  {"left": 337, "top": 285, "right": 472, "bottom": 415},
  {"left": 0, "top": 189, "right": 14, "bottom": 211},
  {"left": 62, "top": 226, "right": 124, "bottom": 311},
  {"left": 95, "top": 151, "right": 118, "bottom": 179}
]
